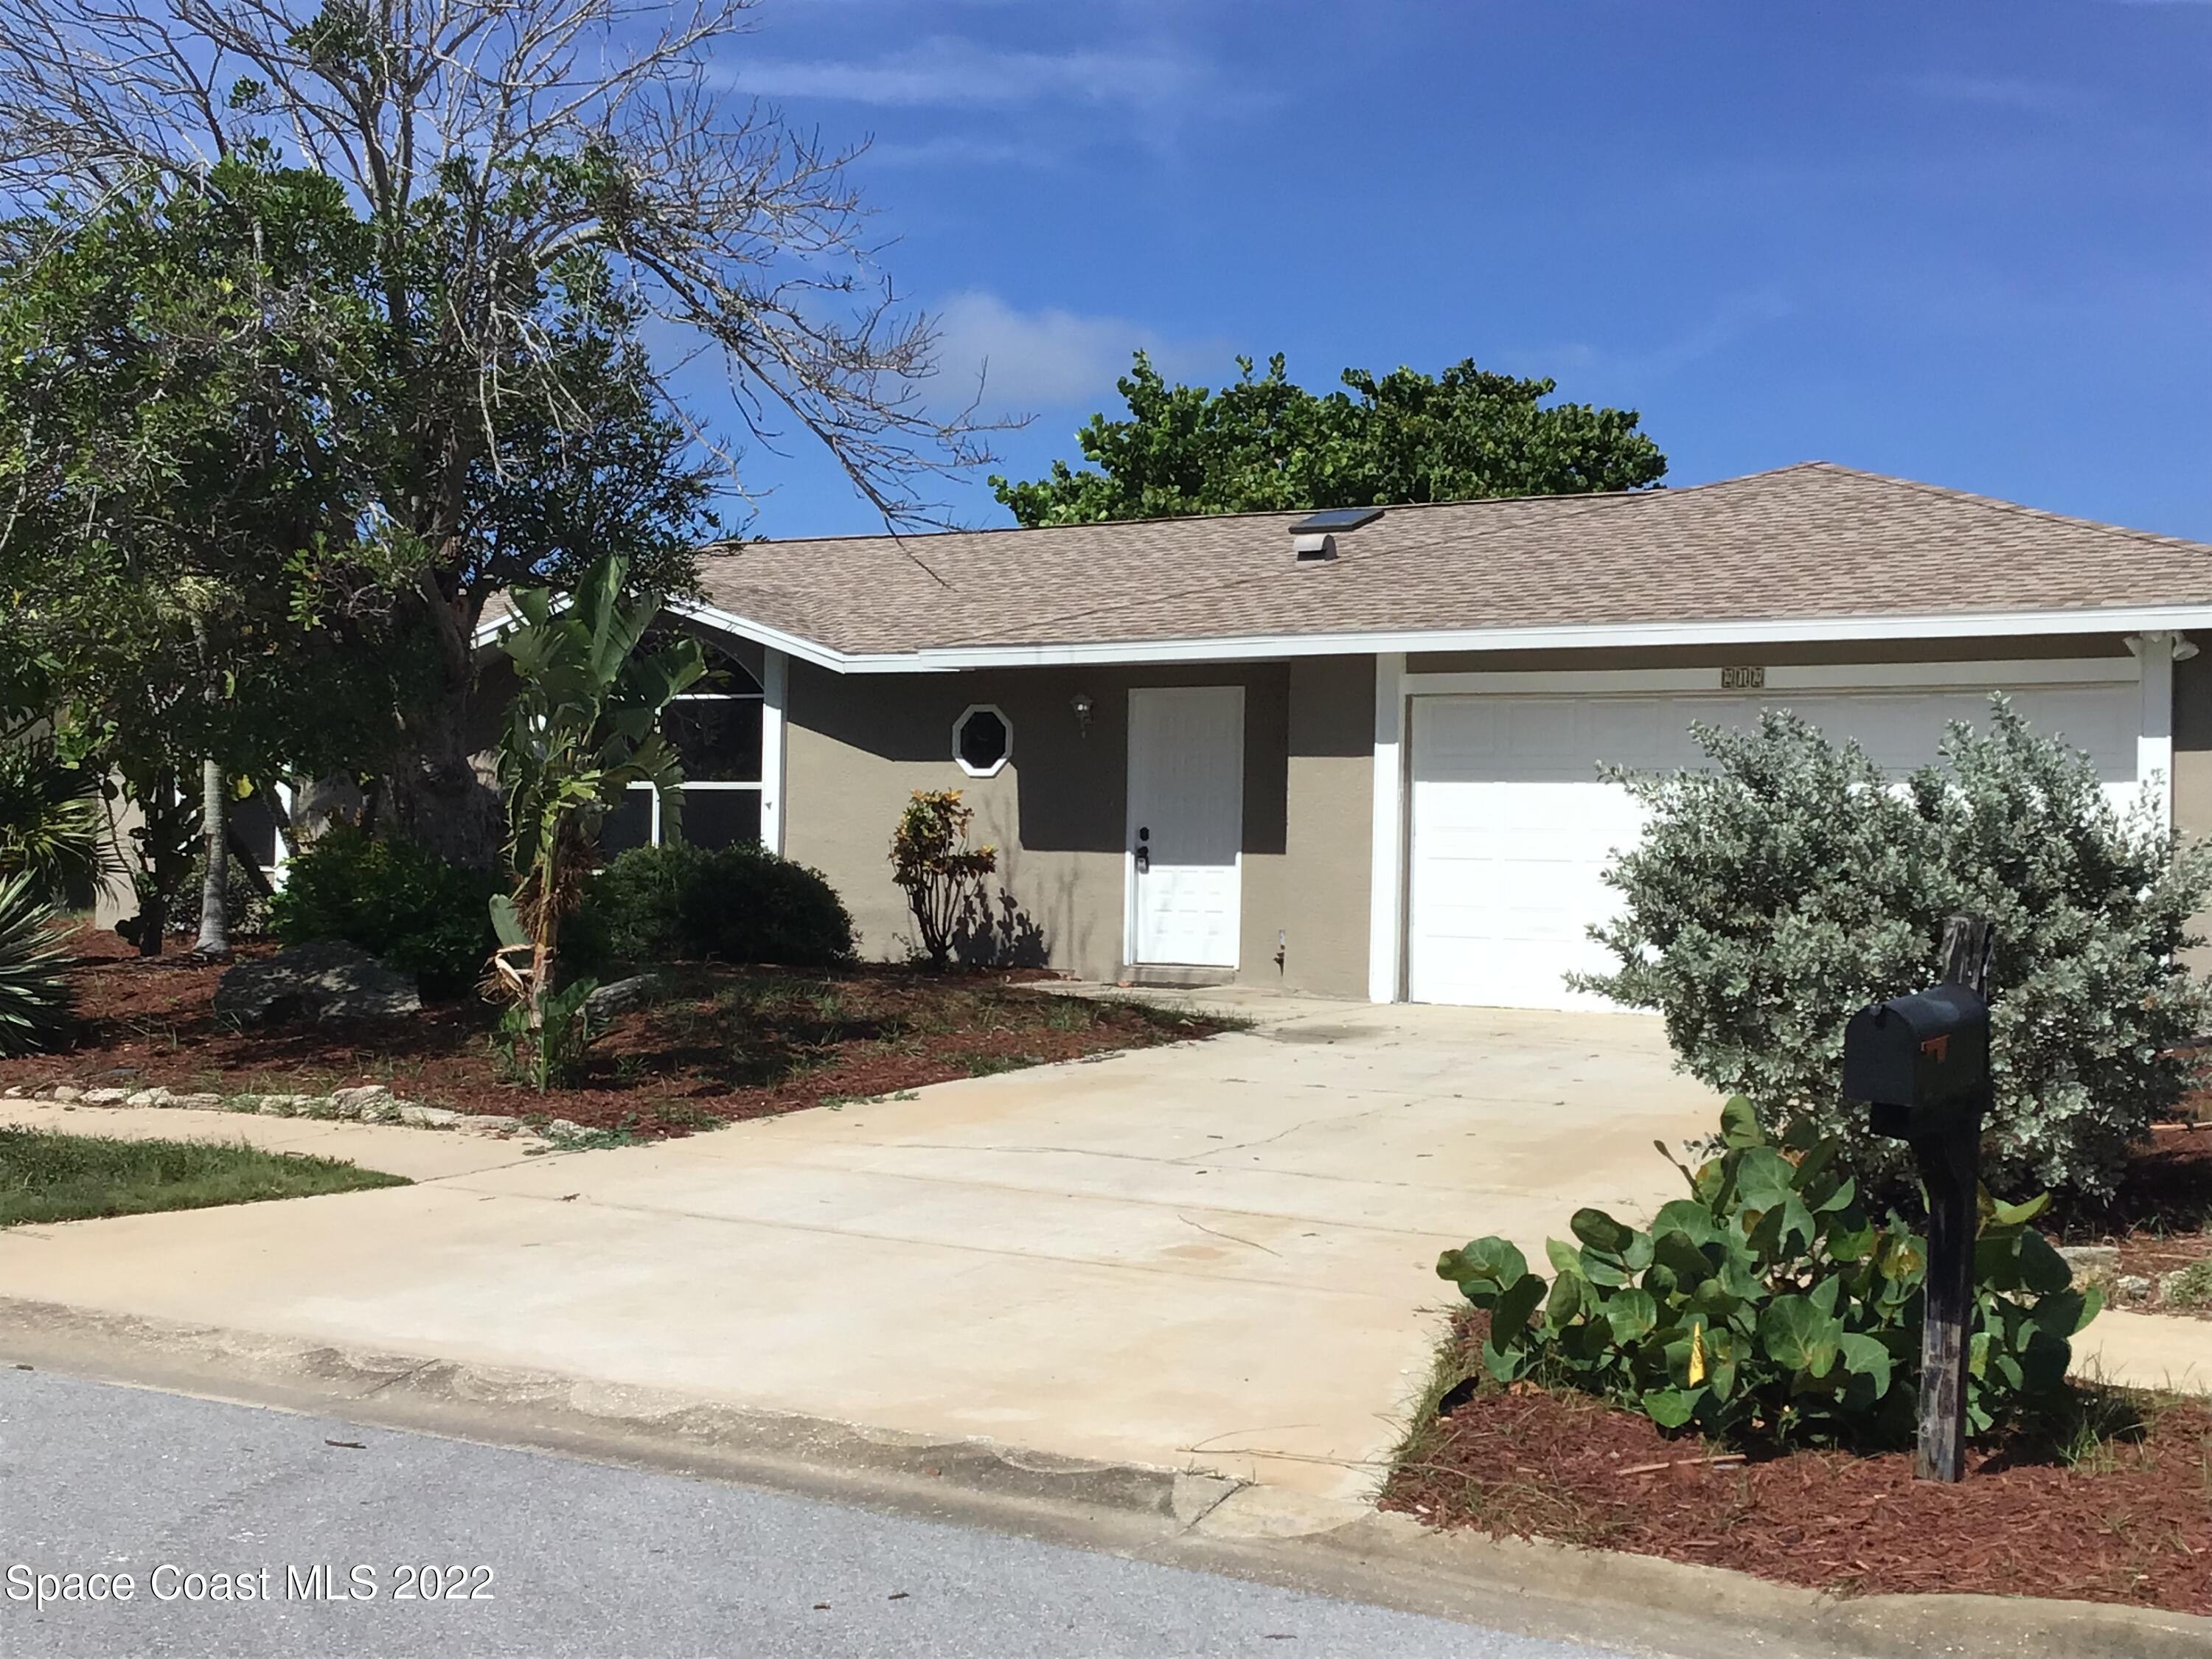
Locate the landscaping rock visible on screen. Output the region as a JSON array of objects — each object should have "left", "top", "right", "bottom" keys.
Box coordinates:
[
  {"left": 2057, "top": 1244, "right": 2121, "bottom": 1276},
  {"left": 48, "top": 1085, "right": 81, "bottom": 1103},
  {"left": 396, "top": 1104, "right": 461, "bottom": 1129},
  {"left": 2115, "top": 1273, "right": 2156, "bottom": 1301},
  {"left": 124, "top": 1087, "right": 173, "bottom": 1108},
  {"left": 330, "top": 1084, "right": 395, "bottom": 1118},
  {"left": 583, "top": 974, "right": 660, "bottom": 1026},
  {"left": 79, "top": 1088, "right": 129, "bottom": 1105},
  {"left": 168, "top": 1093, "right": 223, "bottom": 1110},
  {"left": 213, "top": 939, "right": 421, "bottom": 1027}
]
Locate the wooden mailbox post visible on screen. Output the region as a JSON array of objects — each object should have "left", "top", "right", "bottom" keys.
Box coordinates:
[{"left": 1841, "top": 914, "right": 1994, "bottom": 1483}]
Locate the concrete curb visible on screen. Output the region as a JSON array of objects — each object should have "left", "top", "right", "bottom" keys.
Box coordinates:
[{"left": 2, "top": 1295, "right": 2205, "bottom": 1659}]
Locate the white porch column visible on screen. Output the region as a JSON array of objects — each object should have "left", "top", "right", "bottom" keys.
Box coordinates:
[
  {"left": 760, "top": 647, "right": 789, "bottom": 855},
  {"left": 1368, "top": 651, "right": 1407, "bottom": 1004},
  {"left": 2125, "top": 632, "right": 2194, "bottom": 832},
  {"left": 269, "top": 781, "right": 293, "bottom": 892}
]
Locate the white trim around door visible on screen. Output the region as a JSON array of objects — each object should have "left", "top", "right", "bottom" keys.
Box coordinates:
[
  {"left": 1368, "top": 653, "right": 1406, "bottom": 1004},
  {"left": 1124, "top": 686, "right": 1246, "bottom": 970}
]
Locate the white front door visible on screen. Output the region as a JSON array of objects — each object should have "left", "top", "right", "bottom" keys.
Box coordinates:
[{"left": 1127, "top": 686, "right": 1244, "bottom": 967}]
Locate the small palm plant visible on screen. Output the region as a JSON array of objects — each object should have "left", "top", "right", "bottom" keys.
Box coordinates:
[
  {"left": 489, "top": 555, "right": 703, "bottom": 1087},
  {"left": 0, "top": 870, "right": 72, "bottom": 1055},
  {"left": 0, "top": 742, "right": 117, "bottom": 900}
]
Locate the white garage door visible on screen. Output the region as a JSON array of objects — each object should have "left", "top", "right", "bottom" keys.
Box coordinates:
[{"left": 1405, "top": 682, "right": 2141, "bottom": 1010}]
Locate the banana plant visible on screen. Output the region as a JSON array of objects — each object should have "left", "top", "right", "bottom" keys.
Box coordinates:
[{"left": 490, "top": 554, "right": 703, "bottom": 1085}]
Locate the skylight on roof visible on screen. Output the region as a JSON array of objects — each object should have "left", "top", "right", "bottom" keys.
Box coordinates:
[{"left": 1288, "top": 507, "right": 1385, "bottom": 535}]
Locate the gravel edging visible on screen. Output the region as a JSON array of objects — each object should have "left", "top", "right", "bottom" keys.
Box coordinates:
[
  {"left": 0, "top": 1080, "right": 597, "bottom": 1154},
  {"left": 1, "top": 1295, "right": 2207, "bottom": 1659}
]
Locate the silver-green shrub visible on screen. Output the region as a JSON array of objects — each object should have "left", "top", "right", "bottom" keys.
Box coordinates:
[{"left": 1573, "top": 698, "right": 2212, "bottom": 1202}]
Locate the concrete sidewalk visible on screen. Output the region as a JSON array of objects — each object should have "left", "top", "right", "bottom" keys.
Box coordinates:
[
  {"left": 0, "top": 1098, "right": 539, "bottom": 1182},
  {"left": 0, "top": 1002, "right": 1717, "bottom": 1499}
]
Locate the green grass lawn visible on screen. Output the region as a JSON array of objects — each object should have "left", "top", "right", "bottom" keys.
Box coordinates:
[{"left": 0, "top": 1127, "right": 408, "bottom": 1227}]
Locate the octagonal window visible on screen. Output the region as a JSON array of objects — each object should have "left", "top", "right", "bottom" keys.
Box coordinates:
[{"left": 955, "top": 704, "right": 1012, "bottom": 778}]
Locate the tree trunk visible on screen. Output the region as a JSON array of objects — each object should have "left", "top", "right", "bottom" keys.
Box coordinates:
[
  {"left": 132, "top": 883, "right": 167, "bottom": 958},
  {"left": 128, "top": 768, "right": 190, "bottom": 960},
  {"left": 290, "top": 775, "right": 364, "bottom": 846},
  {"left": 387, "top": 739, "right": 505, "bottom": 869},
  {"left": 386, "top": 630, "right": 504, "bottom": 869},
  {"left": 195, "top": 759, "right": 229, "bottom": 956}
]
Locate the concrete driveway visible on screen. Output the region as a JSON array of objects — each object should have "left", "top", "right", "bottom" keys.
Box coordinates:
[{"left": 0, "top": 999, "right": 1719, "bottom": 1499}]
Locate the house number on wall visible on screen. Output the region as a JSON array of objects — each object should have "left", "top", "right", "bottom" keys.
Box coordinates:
[{"left": 1720, "top": 666, "right": 1767, "bottom": 690}]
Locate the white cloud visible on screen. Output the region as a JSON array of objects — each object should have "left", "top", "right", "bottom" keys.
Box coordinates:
[
  {"left": 724, "top": 35, "right": 1208, "bottom": 112},
  {"left": 929, "top": 290, "right": 1224, "bottom": 410},
  {"left": 863, "top": 133, "right": 1047, "bottom": 170},
  {"left": 1511, "top": 291, "right": 1795, "bottom": 394},
  {"left": 1902, "top": 72, "right": 2093, "bottom": 114}
]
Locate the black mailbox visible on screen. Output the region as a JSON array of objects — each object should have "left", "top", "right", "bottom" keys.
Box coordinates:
[{"left": 1841, "top": 983, "right": 1990, "bottom": 1139}]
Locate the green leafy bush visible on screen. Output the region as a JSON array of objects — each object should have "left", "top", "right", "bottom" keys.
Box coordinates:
[
  {"left": 570, "top": 841, "right": 854, "bottom": 973},
  {"left": 0, "top": 870, "right": 71, "bottom": 1055},
  {"left": 1438, "top": 1098, "right": 2099, "bottom": 1450},
  {"left": 487, "top": 971, "right": 599, "bottom": 1091},
  {"left": 266, "top": 826, "right": 501, "bottom": 998},
  {"left": 1575, "top": 699, "right": 2212, "bottom": 1202},
  {"left": 889, "top": 789, "right": 995, "bottom": 970}
]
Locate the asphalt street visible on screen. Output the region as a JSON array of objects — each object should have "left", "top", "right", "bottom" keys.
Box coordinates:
[{"left": 0, "top": 1368, "right": 1636, "bottom": 1659}]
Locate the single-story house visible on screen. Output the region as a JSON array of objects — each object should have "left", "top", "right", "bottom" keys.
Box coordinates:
[{"left": 481, "top": 462, "right": 2212, "bottom": 1009}]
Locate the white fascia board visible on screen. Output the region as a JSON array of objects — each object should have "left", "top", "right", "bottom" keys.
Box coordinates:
[
  {"left": 486, "top": 600, "right": 2212, "bottom": 675},
  {"left": 659, "top": 599, "right": 858, "bottom": 674},
  {"left": 895, "top": 604, "right": 2212, "bottom": 670},
  {"left": 470, "top": 594, "right": 861, "bottom": 675},
  {"left": 1402, "top": 658, "right": 2143, "bottom": 698}
]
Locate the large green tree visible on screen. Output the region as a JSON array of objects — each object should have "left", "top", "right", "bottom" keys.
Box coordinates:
[
  {"left": 0, "top": 0, "right": 998, "bottom": 866},
  {"left": 0, "top": 159, "right": 406, "bottom": 950},
  {"left": 992, "top": 352, "right": 1666, "bottom": 526}
]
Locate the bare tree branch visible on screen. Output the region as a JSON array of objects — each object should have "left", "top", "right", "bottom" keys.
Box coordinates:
[{"left": 0, "top": 0, "right": 1015, "bottom": 543}]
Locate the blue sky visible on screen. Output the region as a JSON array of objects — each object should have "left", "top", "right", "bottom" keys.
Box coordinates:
[{"left": 708, "top": 1, "right": 2212, "bottom": 542}]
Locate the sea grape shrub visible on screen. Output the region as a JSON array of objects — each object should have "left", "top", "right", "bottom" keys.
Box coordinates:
[{"left": 1436, "top": 1098, "right": 2100, "bottom": 1450}]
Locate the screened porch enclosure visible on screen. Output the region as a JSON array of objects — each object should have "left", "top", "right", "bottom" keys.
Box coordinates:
[{"left": 600, "top": 633, "right": 766, "bottom": 853}]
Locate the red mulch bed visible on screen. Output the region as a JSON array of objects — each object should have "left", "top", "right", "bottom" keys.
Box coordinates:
[
  {"left": 0, "top": 929, "right": 1225, "bottom": 1138},
  {"left": 2059, "top": 1121, "right": 2212, "bottom": 1319},
  {"left": 1383, "top": 1311, "right": 2212, "bottom": 1615}
]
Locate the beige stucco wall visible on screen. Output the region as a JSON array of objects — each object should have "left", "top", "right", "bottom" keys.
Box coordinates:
[
  {"left": 1282, "top": 655, "right": 1374, "bottom": 998},
  {"left": 784, "top": 660, "right": 1308, "bottom": 986},
  {"left": 2174, "top": 650, "right": 2212, "bottom": 970},
  {"left": 2174, "top": 650, "right": 2211, "bottom": 841}
]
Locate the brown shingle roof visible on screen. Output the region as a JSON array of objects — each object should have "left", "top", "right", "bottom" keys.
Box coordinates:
[{"left": 692, "top": 463, "right": 2212, "bottom": 659}]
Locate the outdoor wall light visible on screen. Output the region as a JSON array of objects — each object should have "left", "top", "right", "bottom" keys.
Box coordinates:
[{"left": 1071, "top": 691, "right": 1094, "bottom": 736}]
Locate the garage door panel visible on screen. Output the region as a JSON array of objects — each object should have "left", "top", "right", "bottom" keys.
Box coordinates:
[{"left": 1407, "top": 682, "right": 2140, "bottom": 1011}]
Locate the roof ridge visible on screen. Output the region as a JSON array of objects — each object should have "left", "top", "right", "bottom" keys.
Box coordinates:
[
  {"left": 1775, "top": 462, "right": 2212, "bottom": 557},
  {"left": 932, "top": 483, "right": 1660, "bottom": 643},
  {"left": 730, "top": 481, "right": 1684, "bottom": 551}
]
